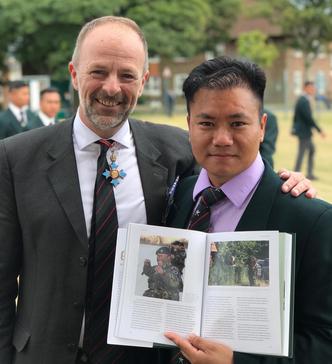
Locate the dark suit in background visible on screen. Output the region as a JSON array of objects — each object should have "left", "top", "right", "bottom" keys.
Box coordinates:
[
  {"left": 168, "top": 162, "right": 332, "bottom": 364},
  {"left": 260, "top": 109, "right": 278, "bottom": 168},
  {"left": 293, "top": 93, "right": 324, "bottom": 179},
  {"left": 31, "top": 114, "right": 45, "bottom": 128},
  {"left": 0, "top": 118, "right": 195, "bottom": 364},
  {"left": 0, "top": 108, "right": 41, "bottom": 139}
]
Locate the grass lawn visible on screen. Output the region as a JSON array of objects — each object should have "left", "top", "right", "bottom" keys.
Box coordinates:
[{"left": 132, "top": 110, "right": 332, "bottom": 203}]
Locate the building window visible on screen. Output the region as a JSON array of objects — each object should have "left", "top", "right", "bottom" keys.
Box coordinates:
[
  {"left": 293, "top": 71, "right": 302, "bottom": 96},
  {"left": 315, "top": 71, "right": 326, "bottom": 94},
  {"left": 174, "top": 73, "right": 188, "bottom": 96},
  {"left": 143, "top": 76, "right": 161, "bottom": 96},
  {"left": 293, "top": 50, "right": 303, "bottom": 58}
]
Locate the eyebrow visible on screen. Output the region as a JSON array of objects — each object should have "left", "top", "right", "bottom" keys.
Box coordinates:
[
  {"left": 194, "top": 112, "right": 249, "bottom": 120},
  {"left": 227, "top": 112, "right": 248, "bottom": 119},
  {"left": 194, "top": 113, "right": 215, "bottom": 119}
]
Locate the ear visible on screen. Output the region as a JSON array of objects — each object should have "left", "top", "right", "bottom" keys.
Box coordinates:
[
  {"left": 260, "top": 112, "right": 267, "bottom": 142},
  {"left": 186, "top": 114, "right": 191, "bottom": 142},
  {"left": 68, "top": 62, "right": 78, "bottom": 91},
  {"left": 138, "top": 70, "right": 150, "bottom": 97}
]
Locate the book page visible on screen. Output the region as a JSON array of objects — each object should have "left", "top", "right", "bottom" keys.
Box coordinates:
[
  {"left": 201, "top": 231, "right": 284, "bottom": 356},
  {"left": 279, "top": 232, "right": 294, "bottom": 357},
  {"left": 116, "top": 223, "right": 207, "bottom": 345},
  {"left": 107, "top": 229, "right": 153, "bottom": 347}
]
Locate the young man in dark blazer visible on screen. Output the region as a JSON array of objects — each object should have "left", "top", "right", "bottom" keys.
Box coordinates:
[
  {"left": 165, "top": 57, "right": 332, "bottom": 364},
  {"left": 35, "top": 87, "right": 62, "bottom": 126},
  {"left": 293, "top": 81, "right": 326, "bottom": 179},
  {"left": 0, "top": 17, "right": 315, "bottom": 364},
  {"left": 0, "top": 80, "right": 40, "bottom": 139}
]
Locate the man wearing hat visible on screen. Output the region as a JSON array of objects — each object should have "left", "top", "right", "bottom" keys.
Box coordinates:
[{"left": 142, "top": 246, "right": 182, "bottom": 301}]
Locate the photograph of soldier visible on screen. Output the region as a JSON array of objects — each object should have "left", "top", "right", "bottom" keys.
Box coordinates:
[
  {"left": 142, "top": 246, "right": 182, "bottom": 301},
  {"left": 208, "top": 240, "right": 269, "bottom": 287},
  {"left": 136, "top": 235, "right": 188, "bottom": 301}
]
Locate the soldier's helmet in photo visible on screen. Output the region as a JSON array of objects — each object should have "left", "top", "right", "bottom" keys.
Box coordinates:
[{"left": 156, "top": 246, "right": 171, "bottom": 255}]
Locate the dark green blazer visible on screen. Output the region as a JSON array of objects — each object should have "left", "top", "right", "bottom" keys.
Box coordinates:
[
  {"left": 0, "top": 118, "right": 196, "bottom": 364},
  {"left": 260, "top": 109, "right": 278, "bottom": 168},
  {"left": 0, "top": 108, "right": 42, "bottom": 139},
  {"left": 292, "top": 95, "right": 321, "bottom": 139},
  {"left": 168, "top": 163, "right": 332, "bottom": 364}
]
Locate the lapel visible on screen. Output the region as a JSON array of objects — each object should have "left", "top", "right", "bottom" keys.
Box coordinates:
[
  {"left": 45, "top": 119, "right": 88, "bottom": 248},
  {"left": 236, "top": 164, "right": 281, "bottom": 231},
  {"left": 129, "top": 119, "right": 169, "bottom": 225},
  {"left": 6, "top": 109, "right": 24, "bottom": 134},
  {"left": 167, "top": 176, "right": 197, "bottom": 229}
]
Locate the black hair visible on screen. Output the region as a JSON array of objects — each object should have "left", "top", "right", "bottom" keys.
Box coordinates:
[
  {"left": 8, "top": 80, "right": 29, "bottom": 91},
  {"left": 40, "top": 87, "right": 60, "bottom": 98},
  {"left": 304, "top": 81, "right": 314, "bottom": 87},
  {"left": 183, "top": 56, "right": 266, "bottom": 114}
]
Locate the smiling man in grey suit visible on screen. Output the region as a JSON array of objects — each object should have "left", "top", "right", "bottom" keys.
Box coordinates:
[
  {"left": 0, "top": 16, "right": 196, "bottom": 364},
  {"left": 0, "top": 16, "right": 315, "bottom": 364}
]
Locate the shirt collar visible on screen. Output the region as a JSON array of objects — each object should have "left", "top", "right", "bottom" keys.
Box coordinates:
[
  {"left": 8, "top": 102, "right": 28, "bottom": 119},
  {"left": 73, "top": 109, "right": 131, "bottom": 151},
  {"left": 193, "top": 153, "right": 265, "bottom": 208},
  {"left": 38, "top": 110, "right": 55, "bottom": 125}
]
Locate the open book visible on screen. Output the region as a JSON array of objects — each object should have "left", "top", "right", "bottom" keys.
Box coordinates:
[{"left": 108, "top": 223, "right": 295, "bottom": 357}]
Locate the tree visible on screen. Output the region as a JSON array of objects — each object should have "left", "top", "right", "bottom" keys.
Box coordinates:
[
  {"left": 125, "top": 0, "right": 212, "bottom": 58},
  {"left": 0, "top": 0, "right": 241, "bottom": 82},
  {"left": 0, "top": 0, "right": 126, "bottom": 80},
  {"left": 255, "top": 0, "right": 332, "bottom": 77},
  {"left": 236, "top": 30, "right": 279, "bottom": 68}
]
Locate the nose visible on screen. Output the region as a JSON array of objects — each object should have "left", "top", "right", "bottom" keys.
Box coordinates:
[
  {"left": 102, "top": 74, "right": 121, "bottom": 96},
  {"left": 212, "top": 127, "right": 233, "bottom": 146}
]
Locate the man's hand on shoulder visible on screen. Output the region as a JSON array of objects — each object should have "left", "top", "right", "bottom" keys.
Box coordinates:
[{"left": 278, "top": 168, "right": 317, "bottom": 198}]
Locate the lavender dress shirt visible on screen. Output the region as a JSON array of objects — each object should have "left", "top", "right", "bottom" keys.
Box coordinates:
[{"left": 192, "top": 154, "right": 265, "bottom": 232}]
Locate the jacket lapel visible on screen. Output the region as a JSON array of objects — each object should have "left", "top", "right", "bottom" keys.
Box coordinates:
[
  {"left": 167, "top": 176, "right": 197, "bottom": 229},
  {"left": 236, "top": 164, "right": 281, "bottom": 231},
  {"left": 129, "top": 119, "right": 169, "bottom": 225},
  {"left": 7, "top": 110, "right": 23, "bottom": 134},
  {"left": 46, "top": 120, "right": 88, "bottom": 247}
]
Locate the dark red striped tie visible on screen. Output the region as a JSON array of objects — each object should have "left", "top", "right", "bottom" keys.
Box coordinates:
[
  {"left": 83, "top": 139, "right": 122, "bottom": 363},
  {"left": 187, "top": 187, "right": 225, "bottom": 232},
  {"left": 171, "top": 187, "right": 225, "bottom": 364}
]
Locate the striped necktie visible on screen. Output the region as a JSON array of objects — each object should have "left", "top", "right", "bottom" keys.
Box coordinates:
[
  {"left": 187, "top": 187, "right": 225, "bottom": 232},
  {"left": 19, "top": 110, "right": 27, "bottom": 127},
  {"left": 171, "top": 187, "right": 225, "bottom": 364},
  {"left": 83, "top": 139, "right": 121, "bottom": 363}
]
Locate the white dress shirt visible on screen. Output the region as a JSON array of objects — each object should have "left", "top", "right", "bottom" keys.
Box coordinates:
[
  {"left": 38, "top": 110, "right": 55, "bottom": 126},
  {"left": 72, "top": 111, "right": 147, "bottom": 238},
  {"left": 73, "top": 112, "right": 147, "bottom": 346},
  {"left": 8, "top": 102, "right": 28, "bottom": 125}
]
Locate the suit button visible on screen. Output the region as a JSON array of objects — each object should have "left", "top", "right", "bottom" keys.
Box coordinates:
[
  {"left": 67, "top": 343, "right": 76, "bottom": 352},
  {"left": 79, "top": 257, "right": 87, "bottom": 266},
  {"left": 73, "top": 301, "right": 82, "bottom": 309}
]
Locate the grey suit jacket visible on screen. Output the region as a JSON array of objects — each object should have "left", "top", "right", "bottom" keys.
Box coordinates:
[
  {"left": 168, "top": 163, "right": 332, "bottom": 364},
  {"left": 0, "top": 118, "right": 196, "bottom": 364}
]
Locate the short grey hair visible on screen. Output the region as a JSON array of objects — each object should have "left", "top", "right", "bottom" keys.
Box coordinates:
[{"left": 71, "top": 16, "right": 149, "bottom": 72}]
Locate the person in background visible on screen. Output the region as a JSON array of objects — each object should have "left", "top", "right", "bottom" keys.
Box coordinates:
[
  {"left": 0, "top": 80, "right": 40, "bottom": 139},
  {"left": 165, "top": 56, "right": 332, "bottom": 364},
  {"left": 260, "top": 108, "right": 278, "bottom": 168},
  {"left": 293, "top": 81, "right": 326, "bottom": 180},
  {"left": 35, "top": 87, "right": 62, "bottom": 126},
  {"left": 0, "top": 16, "right": 315, "bottom": 364}
]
